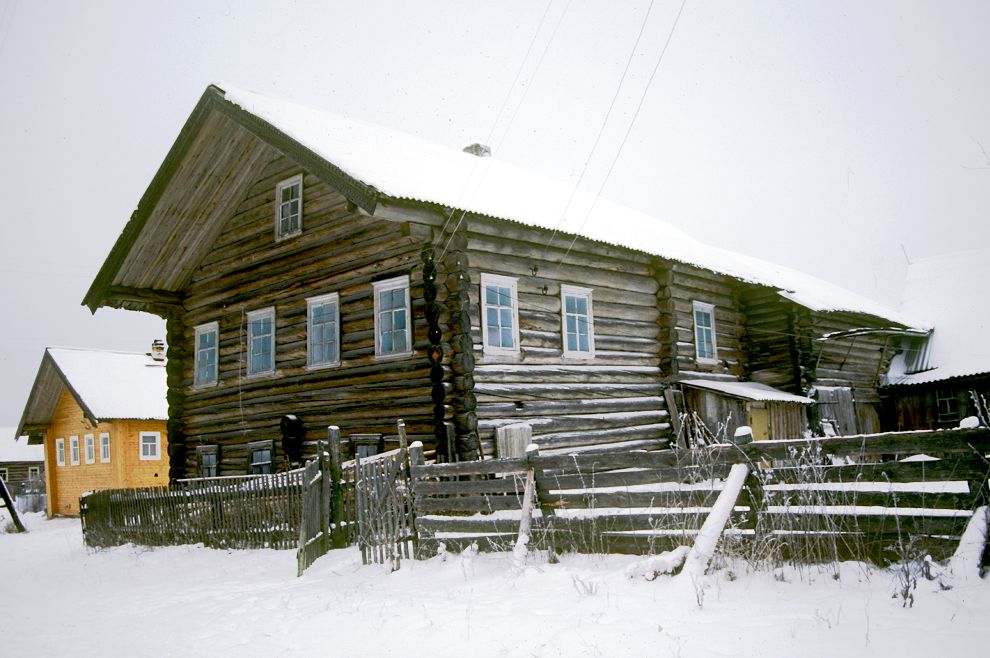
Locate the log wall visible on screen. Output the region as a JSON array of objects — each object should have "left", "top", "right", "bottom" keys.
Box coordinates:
[
  {"left": 739, "top": 286, "right": 804, "bottom": 392},
  {"left": 660, "top": 262, "right": 746, "bottom": 381},
  {"left": 175, "top": 152, "right": 435, "bottom": 476},
  {"left": 462, "top": 217, "right": 671, "bottom": 455}
]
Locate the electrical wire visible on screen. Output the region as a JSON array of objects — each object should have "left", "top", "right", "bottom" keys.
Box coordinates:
[
  {"left": 541, "top": 0, "right": 658, "bottom": 259},
  {"left": 562, "top": 0, "right": 688, "bottom": 262}
]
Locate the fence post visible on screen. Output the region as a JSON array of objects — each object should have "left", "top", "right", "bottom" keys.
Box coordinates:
[
  {"left": 529, "top": 443, "right": 558, "bottom": 560},
  {"left": 328, "top": 426, "right": 347, "bottom": 549}
]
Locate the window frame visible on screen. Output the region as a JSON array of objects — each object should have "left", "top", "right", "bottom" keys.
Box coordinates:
[
  {"left": 274, "top": 174, "right": 303, "bottom": 241},
  {"left": 560, "top": 284, "right": 595, "bottom": 358},
  {"left": 139, "top": 432, "right": 161, "bottom": 461},
  {"left": 69, "top": 436, "right": 80, "bottom": 466},
  {"left": 99, "top": 432, "right": 111, "bottom": 463},
  {"left": 28, "top": 465, "right": 41, "bottom": 479},
  {"left": 692, "top": 301, "right": 719, "bottom": 364},
  {"left": 84, "top": 433, "right": 95, "bottom": 464},
  {"left": 246, "top": 440, "right": 274, "bottom": 476},
  {"left": 480, "top": 273, "right": 520, "bottom": 356},
  {"left": 55, "top": 438, "right": 65, "bottom": 467},
  {"left": 0, "top": 467, "right": 7, "bottom": 483},
  {"left": 936, "top": 389, "right": 960, "bottom": 423},
  {"left": 373, "top": 276, "right": 413, "bottom": 360},
  {"left": 196, "top": 445, "right": 219, "bottom": 478},
  {"left": 193, "top": 321, "right": 219, "bottom": 388},
  {"left": 306, "top": 292, "right": 341, "bottom": 369},
  {"left": 246, "top": 307, "right": 276, "bottom": 377}
]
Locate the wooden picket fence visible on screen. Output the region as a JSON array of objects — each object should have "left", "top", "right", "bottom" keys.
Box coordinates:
[
  {"left": 409, "top": 428, "right": 990, "bottom": 565},
  {"left": 80, "top": 469, "right": 306, "bottom": 550}
]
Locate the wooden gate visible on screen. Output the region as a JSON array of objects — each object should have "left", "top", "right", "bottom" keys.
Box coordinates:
[
  {"left": 296, "top": 428, "right": 357, "bottom": 576},
  {"left": 296, "top": 446, "right": 331, "bottom": 576},
  {"left": 354, "top": 422, "right": 416, "bottom": 569}
]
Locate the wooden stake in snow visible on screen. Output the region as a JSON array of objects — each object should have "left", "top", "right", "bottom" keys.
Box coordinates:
[
  {"left": 0, "top": 476, "right": 26, "bottom": 533},
  {"left": 512, "top": 444, "right": 539, "bottom": 570},
  {"left": 677, "top": 463, "right": 749, "bottom": 582}
]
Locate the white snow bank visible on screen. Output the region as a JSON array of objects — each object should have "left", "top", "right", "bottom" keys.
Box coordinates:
[{"left": 2, "top": 512, "right": 990, "bottom": 657}]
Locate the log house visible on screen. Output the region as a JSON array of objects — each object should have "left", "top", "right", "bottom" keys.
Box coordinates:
[
  {"left": 16, "top": 347, "right": 169, "bottom": 516},
  {"left": 82, "top": 85, "right": 923, "bottom": 479}
]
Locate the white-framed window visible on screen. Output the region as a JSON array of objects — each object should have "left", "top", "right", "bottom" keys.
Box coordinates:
[
  {"left": 69, "top": 436, "right": 80, "bottom": 466},
  {"left": 99, "top": 432, "right": 111, "bottom": 463},
  {"left": 373, "top": 276, "right": 412, "bottom": 359},
  {"left": 194, "top": 321, "right": 219, "bottom": 387},
  {"left": 481, "top": 273, "right": 520, "bottom": 355},
  {"left": 275, "top": 174, "right": 303, "bottom": 240},
  {"left": 55, "top": 438, "right": 66, "bottom": 467},
  {"left": 560, "top": 285, "right": 595, "bottom": 358},
  {"left": 307, "top": 292, "right": 340, "bottom": 369},
  {"left": 0, "top": 468, "right": 7, "bottom": 483},
  {"left": 28, "top": 466, "right": 41, "bottom": 479},
  {"left": 693, "top": 301, "right": 718, "bottom": 363},
  {"left": 84, "top": 434, "right": 95, "bottom": 464},
  {"left": 139, "top": 432, "right": 161, "bottom": 461},
  {"left": 247, "top": 307, "right": 276, "bottom": 376}
]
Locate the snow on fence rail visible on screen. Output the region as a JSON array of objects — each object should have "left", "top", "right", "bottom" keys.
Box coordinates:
[
  {"left": 409, "top": 428, "right": 990, "bottom": 564},
  {"left": 80, "top": 469, "right": 306, "bottom": 550}
]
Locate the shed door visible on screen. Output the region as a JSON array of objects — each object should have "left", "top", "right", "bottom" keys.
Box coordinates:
[{"left": 748, "top": 404, "right": 770, "bottom": 440}]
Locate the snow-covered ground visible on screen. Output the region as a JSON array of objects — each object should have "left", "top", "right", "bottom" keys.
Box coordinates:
[{"left": 2, "top": 511, "right": 988, "bottom": 657}]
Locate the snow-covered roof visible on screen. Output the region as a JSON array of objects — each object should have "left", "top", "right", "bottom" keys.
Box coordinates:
[
  {"left": 0, "top": 427, "right": 43, "bottom": 463},
  {"left": 16, "top": 347, "right": 168, "bottom": 440},
  {"left": 680, "top": 379, "right": 815, "bottom": 404},
  {"left": 887, "top": 249, "right": 990, "bottom": 386},
  {"left": 47, "top": 347, "right": 168, "bottom": 421},
  {"left": 220, "top": 85, "right": 916, "bottom": 327}
]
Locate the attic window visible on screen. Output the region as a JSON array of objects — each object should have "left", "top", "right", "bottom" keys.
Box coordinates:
[{"left": 275, "top": 174, "right": 303, "bottom": 240}]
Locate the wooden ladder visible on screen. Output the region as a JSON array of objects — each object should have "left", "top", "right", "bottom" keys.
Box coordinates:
[{"left": 0, "top": 477, "right": 26, "bottom": 533}]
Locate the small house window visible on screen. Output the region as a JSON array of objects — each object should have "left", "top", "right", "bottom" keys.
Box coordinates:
[
  {"left": 139, "top": 432, "right": 161, "bottom": 461},
  {"left": 0, "top": 468, "right": 7, "bottom": 483},
  {"left": 194, "top": 322, "right": 219, "bottom": 387},
  {"left": 99, "top": 432, "right": 111, "bottom": 463},
  {"left": 307, "top": 292, "right": 340, "bottom": 368},
  {"left": 84, "top": 434, "right": 95, "bottom": 464},
  {"left": 28, "top": 466, "right": 40, "bottom": 479},
  {"left": 56, "top": 438, "right": 65, "bottom": 467},
  {"left": 247, "top": 307, "right": 276, "bottom": 376},
  {"left": 693, "top": 301, "right": 718, "bottom": 363},
  {"left": 373, "top": 276, "right": 412, "bottom": 358},
  {"left": 197, "top": 445, "right": 219, "bottom": 478},
  {"left": 275, "top": 174, "right": 303, "bottom": 240},
  {"left": 481, "top": 273, "right": 519, "bottom": 355},
  {"left": 247, "top": 440, "right": 274, "bottom": 475},
  {"left": 70, "top": 436, "right": 80, "bottom": 466},
  {"left": 561, "top": 285, "right": 595, "bottom": 358},
  {"left": 937, "top": 390, "right": 959, "bottom": 423}
]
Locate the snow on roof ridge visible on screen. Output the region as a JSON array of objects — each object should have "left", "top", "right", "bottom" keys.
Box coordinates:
[
  {"left": 47, "top": 345, "right": 154, "bottom": 357},
  {"left": 45, "top": 347, "right": 168, "bottom": 421},
  {"left": 218, "top": 83, "right": 913, "bottom": 326}
]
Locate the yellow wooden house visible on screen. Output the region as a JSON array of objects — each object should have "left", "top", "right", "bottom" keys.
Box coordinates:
[{"left": 16, "top": 345, "right": 169, "bottom": 517}]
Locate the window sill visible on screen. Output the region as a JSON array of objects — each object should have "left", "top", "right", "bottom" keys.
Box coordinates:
[
  {"left": 306, "top": 361, "right": 341, "bottom": 371},
  {"left": 275, "top": 229, "right": 302, "bottom": 243},
  {"left": 374, "top": 350, "right": 413, "bottom": 362}
]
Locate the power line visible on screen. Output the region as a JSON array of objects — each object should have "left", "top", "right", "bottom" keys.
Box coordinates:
[
  {"left": 435, "top": 0, "right": 557, "bottom": 250},
  {"left": 562, "top": 0, "right": 689, "bottom": 262},
  {"left": 541, "top": 0, "right": 659, "bottom": 259}
]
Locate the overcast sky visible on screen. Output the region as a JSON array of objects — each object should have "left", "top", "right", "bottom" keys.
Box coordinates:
[{"left": 0, "top": 0, "right": 987, "bottom": 427}]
